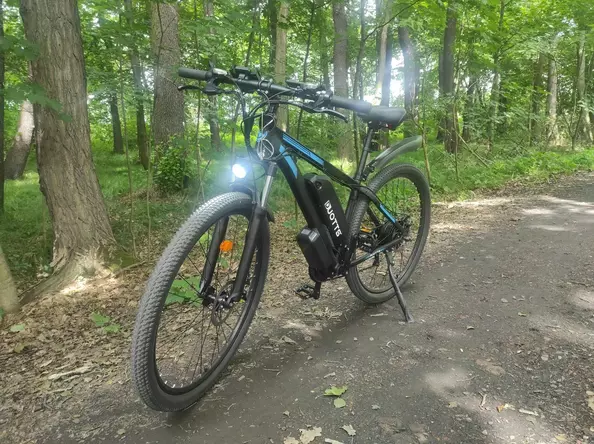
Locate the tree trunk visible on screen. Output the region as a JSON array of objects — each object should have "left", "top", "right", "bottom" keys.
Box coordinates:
[
  {"left": 4, "top": 100, "right": 34, "bottom": 179},
  {"left": 487, "top": 0, "right": 505, "bottom": 149},
  {"left": 124, "top": 0, "right": 149, "bottom": 170},
  {"left": 110, "top": 94, "right": 124, "bottom": 154},
  {"left": 530, "top": 53, "right": 545, "bottom": 145},
  {"left": 381, "top": 30, "right": 392, "bottom": 107},
  {"left": 0, "top": 0, "right": 4, "bottom": 215},
  {"left": 296, "top": 1, "right": 316, "bottom": 138},
  {"left": 203, "top": 0, "right": 221, "bottom": 150},
  {"left": 20, "top": 0, "right": 116, "bottom": 270},
  {"left": 545, "top": 48, "right": 559, "bottom": 145},
  {"left": 274, "top": 1, "right": 289, "bottom": 131},
  {"left": 398, "top": 25, "right": 418, "bottom": 136},
  {"left": 440, "top": 0, "right": 457, "bottom": 154},
  {"left": 577, "top": 30, "right": 593, "bottom": 143},
  {"left": 332, "top": 0, "right": 353, "bottom": 159},
  {"left": 0, "top": 246, "right": 19, "bottom": 313},
  {"left": 462, "top": 75, "right": 476, "bottom": 142},
  {"left": 151, "top": 2, "right": 185, "bottom": 149},
  {"left": 245, "top": 0, "right": 259, "bottom": 66},
  {"left": 375, "top": 0, "right": 392, "bottom": 102},
  {"left": 319, "top": 11, "right": 330, "bottom": 87},
  {"left": 267, "top": 0, "right": 277, "bottom": 70}
]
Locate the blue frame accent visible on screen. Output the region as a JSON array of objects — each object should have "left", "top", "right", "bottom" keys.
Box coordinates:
[
  {"left": 279, "top": 145, "right": 298, "bottom": 177},
  {"left": 282, "top": 133, "right": 324, "bottom": 166},
  {"left": 379, "top": 204, "right": 397, "bottom": 223}
]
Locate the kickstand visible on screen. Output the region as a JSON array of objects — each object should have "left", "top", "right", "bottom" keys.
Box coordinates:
[{"left": 384, "top": 251, "right": 414, "bottom": 323}]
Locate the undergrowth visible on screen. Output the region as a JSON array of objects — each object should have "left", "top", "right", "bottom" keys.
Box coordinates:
[{"left": 1, "top": 138, "right": 593, "bottom": 286}]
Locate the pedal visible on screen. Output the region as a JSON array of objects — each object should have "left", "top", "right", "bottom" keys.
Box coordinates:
[{"left": 295, "top": 281, "right": 321, "bottom": 300}]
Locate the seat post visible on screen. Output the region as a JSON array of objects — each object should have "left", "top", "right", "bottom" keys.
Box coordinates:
[{"left": 353, "top": 126, "right": 375, "bottom": 182}]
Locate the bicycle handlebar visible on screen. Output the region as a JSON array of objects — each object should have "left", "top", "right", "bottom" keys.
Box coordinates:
[{"left": 178, "top": 66, "right": 373, "bottom": 115}]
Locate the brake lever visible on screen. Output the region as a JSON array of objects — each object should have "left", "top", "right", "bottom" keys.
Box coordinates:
[
  {"left": 177, "top": 84, "right": 202, "bottom": 91},
  {"left": 316, "top": 108, "right": 348, "bottom": 122}
]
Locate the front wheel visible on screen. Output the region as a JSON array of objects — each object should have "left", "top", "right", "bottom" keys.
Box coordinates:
[
  {"left": 131, "top": 192, "right": 270, "bottom": 411},
  {"left": 346, "top": 163, "right": 430, "bottom": 304}
]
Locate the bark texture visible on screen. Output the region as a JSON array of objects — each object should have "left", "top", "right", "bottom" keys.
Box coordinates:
[
  {"left": 110, "top": 94, "right": 124, "bottom": 154},
  {"left": 577, "top": 30, "right": 592, "bottom": 142},
  {"left": 0, "top": 0, "right": 4, "bottom": 213},
  {"left": 545, "top": 43, "right": 559, "bottom": 145},
  {"left": 440, "top": 0, "right": 458, "bottom": 154},
  {"left": 20, "top": 0, "right": 116, "bottom": 270},
  {"left": 4, "top": 100, "right": 34, "bottom": 179},
  {"left": 203, "top": 0, "right": 221, "bottom": 150},
  {"left": 151, "top": 2, "right": 185, "bottom": 149},
  {"left": 530, "top": 53, "right": 545, "bottom": 145},
  {"left": 398, "top": 25, "right": 418, "bottom": 136},
  {"left": 332, "top": 0, "right": 353, "bottom": 159},
  {"left": 0, "top": 246, "right": 19, "bottom": 313},
  {"left": 274, "top": 1, "right": 289, "bottom": 131}
]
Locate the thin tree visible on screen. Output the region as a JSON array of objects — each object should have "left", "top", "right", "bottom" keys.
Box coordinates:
[
  {"left": 332, "top": 0, "right": 353, "bottom": 159},
  {"left": 0, "top": 0, "right": 4, "bottom": 214},
  {"left": 109, "top": 93, "right": 124, "bottom": 153},
  {"left": 124, "top": 0, "right": 150, "bottom": 169},
  {"left": 275, "top": 1, "right": 289, "bottom": 131},
  {"left": 529, "top": 53, "right": 545, "bottom": 146},
  {"left": 440, "top": 0, "right": 458, "bottom": 154},
  {"left": 398, "top": 25, "right": 418, "bottom": 136},
  {"left": 576, "top": 29, "right": 593, "bottom": 143},
  {"left": 20, "top": 0, "right": 116, "bottom": 275},
  {"left": 545, "top": 36, "right": 559, "bottom": 145},
  {"left": 203, "top": 0, "right": 221, "bottom": 150},
  {"left": 487, "top": 0, "right": 506, "bottom": 150}
]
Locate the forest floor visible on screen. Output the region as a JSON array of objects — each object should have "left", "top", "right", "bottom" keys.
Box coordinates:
[{"left": 1, "top": 172, "right": 594, "bottom": 444}]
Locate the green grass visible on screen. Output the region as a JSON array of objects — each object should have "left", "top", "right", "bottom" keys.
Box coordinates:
[{"left": 2, "top": 138, "right": 593, "bottom": 286}]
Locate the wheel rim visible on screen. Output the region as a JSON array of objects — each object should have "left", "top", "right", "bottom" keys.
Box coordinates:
[
  {"left": 354, "top": 174, "right": 424, "bottom": 294},
  {"left": 153, "top": 211, "right": 260, "bottom": 393}
]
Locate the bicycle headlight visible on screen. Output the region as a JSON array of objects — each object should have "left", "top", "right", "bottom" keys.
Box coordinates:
[{"left": 232, "top": 163, "right": 247, "bottom": 179}]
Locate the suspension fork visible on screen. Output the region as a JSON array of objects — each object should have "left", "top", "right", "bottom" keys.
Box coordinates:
[
  {"left": 199, "top": 217, "right": 229, "bottom": 293},
  {"left": 229, "top": 163, "right": 277, "bottom": 301}
]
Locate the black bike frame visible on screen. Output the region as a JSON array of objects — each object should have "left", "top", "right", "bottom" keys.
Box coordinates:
[{"left": 228, "top": 108, "right": 404, "bottom": 300}]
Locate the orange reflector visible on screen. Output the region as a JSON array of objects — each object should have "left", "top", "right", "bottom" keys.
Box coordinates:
[
  {"left": 360, "top": 227, "right": 372, "bottom": 233},
  {"left": 219, "top": 240, "right": 234, "bottom": 252}
]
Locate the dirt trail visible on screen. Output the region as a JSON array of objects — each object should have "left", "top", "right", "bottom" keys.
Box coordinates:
[{"left": 1, "top": 173, "right": 593, "bottom": 444}]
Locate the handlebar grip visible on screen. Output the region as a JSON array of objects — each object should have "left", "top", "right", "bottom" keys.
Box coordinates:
[
  {"left": 178, "top": 67, "right": 211, "bottom": 81},
  {"left": 329, "top": 95, "right": 372, "bottom": 114}
]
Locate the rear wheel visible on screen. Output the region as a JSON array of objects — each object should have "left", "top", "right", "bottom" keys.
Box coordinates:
[
  {"left": 346, "top": 163, "right": 430, "bottom": 304},
  {"left": 131, "top": 192, "right": 269, "bottom": 411}
]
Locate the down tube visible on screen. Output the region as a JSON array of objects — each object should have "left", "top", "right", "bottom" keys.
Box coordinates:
[{"left": 276, "top": 148, "right": 325, "bottom": 230}]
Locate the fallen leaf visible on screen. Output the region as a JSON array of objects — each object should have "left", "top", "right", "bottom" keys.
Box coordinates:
[
  {"left": 284, "top": 437, "right": 299, "bottom": 444},
  {"left": 518, "top": 312, "right": 527, "bottom": 317},
  {"left": 476, "top": 359, "right": 506, "bottom": 376},
  {"left": 13, "top": 343, "right": 27, "bottom": 353},
  {"left": 324, "top": 439, "right": 344, "bottom": 444},
  {"left": 9, "top": 324, "right": 25, "bottom": 333},
  {"left": 299, "top": 427, "right": 322, "bottom": 444},
  {"left": 334, "top": 398, "right": 346, "bottom": 409},
  {"left": 323, "top": 372, "right": 336, "bottom": 379},
  {"left": 324, "top": 386, "right": 347, "bottom": 397},
  {"left": 518, "top": 408, "right": 539, "bottom": 417},
  {"left": 283, "top": 410, "right": 290, "bottom": 417},
  {"left": 501, "top": 298, "right": 509, "bottom": 303},
  {"left": 466, "top": 326, "right": 475, "bottom": 330},
  {"left": 342, "top": 424, "right": 356, "bottom": 436},
  {"left": 497, "top": 403, "right": 515, "bottom": 412},
  {"left": 448, "top": 401, "right": 458, "bottom": 408},
  {"left": 587, "top": 391, "right": 594, "bottom": 411},
  {"left": 117, "top": 429, "right": 125, "bottom": 435},
  {"left": 555, "top": 434, "right": 567, "bottom": 442},
  {"left": 372, "top": 404, "right": 380, "bottom": 410}
]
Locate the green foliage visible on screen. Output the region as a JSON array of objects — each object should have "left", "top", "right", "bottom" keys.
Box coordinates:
[
  {"left": 9, "top": 323, "right": 25, "bottom": 333},
  {"left": 90, "top": 312, "right": 120, "bottom": 333},
  {"left": 324, "top": 386, "right": 348, "bottom": 396},
  {"left": 154, "top": 138, "right": 195, "bottom": 194},
  {"left": 165, "top": 277, "right": 201, "bottom": 306}
]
